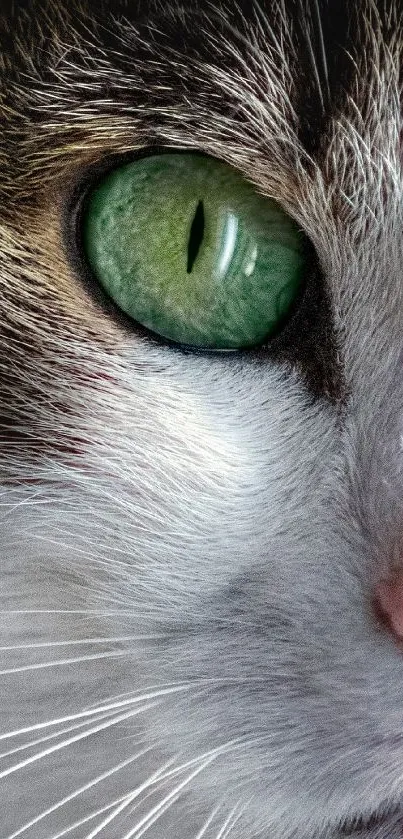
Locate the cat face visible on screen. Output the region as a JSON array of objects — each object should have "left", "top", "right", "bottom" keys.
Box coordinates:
[{"left": 1, "top": 1, "right": 403, "bottom": 836}]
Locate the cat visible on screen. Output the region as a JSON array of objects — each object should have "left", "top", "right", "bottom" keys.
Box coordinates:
[{"left": 1, "top": 0, "right": 403, "bottom": 836}]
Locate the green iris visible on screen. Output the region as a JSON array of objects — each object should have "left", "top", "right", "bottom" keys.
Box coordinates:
[{"left": 82, "top": 154, "right": 307, "bottom": 349}]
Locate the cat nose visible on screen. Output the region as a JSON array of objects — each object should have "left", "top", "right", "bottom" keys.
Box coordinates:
[{"left": 373, "top": 575, "right": 403, "bottom": 641}]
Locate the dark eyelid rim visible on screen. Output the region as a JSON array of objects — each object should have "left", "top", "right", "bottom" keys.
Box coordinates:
[{"left": 62, "top": 145, "right": 318, "bottom": 360}]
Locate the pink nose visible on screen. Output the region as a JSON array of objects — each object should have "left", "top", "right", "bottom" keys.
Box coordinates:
[{"left": 373, "top": 576, "right": 403, "bottom": 641}]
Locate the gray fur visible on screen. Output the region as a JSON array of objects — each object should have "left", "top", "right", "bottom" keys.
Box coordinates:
[{"left": 1, "top": 1, "right": 403, "bottom": 837}]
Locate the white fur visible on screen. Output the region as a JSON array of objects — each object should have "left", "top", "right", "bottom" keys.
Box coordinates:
[{"left": 2, "top": 1, "right": 403, "bottom": 837}]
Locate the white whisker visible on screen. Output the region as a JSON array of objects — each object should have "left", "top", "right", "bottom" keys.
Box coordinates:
[
  {"left": 0, "top": 683, "right": 191, "bottom": 741},
  {"left": 214, "top": 802, "right": 246, "bottom": 839},
  {"left": 42, "top": 794, "right": 135, "bottom": 839},
  {"left": 193, "top": 804, "right": 222, "bottom": 839},
  {"left": 0, "top": 702, "right": 159, "bottom": 781},
  {"left": 0, "top": 634, "right": 162, "bottom": 650},
  {"left": 0, "top": 709, "right": 123, "bottom": 761},
  {"left": 5, "top": 748, "right": 152, "bottom": 839},
  {"left": 83, "top": 757, "right": 177, "bottom": 839},
  {"left": 0, "top": 650, "right": 127, "bottom": 676},
  {"left": 84, "top": 752, "right": 224, "bottom": 839},
  {"left": 119, "top": 755, "right": 217, "bottom": 839},
  {"left": 81, "top": 683, "right": 193, "bottom": 713},
  {"left": 0, "top": 610, "right": 137, "bottom": 615},
  {"left": 311, "top": 0, "right": 330, "bottom": 98}
]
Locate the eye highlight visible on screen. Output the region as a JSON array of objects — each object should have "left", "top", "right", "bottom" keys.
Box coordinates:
[{"left": 82, "top": 153, "right": 308, "bottom": 349}]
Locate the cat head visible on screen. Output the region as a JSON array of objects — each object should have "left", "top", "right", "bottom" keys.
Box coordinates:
[{"left": 1, "top": 1, "right": 403, "bottom": 837}]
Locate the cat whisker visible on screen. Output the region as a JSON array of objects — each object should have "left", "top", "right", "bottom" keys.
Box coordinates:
[
  {"left": 88, "top": 755, "right": 227, "bottom": 839},
  {"left": 85, "top": 744, "right": 239, "bottom": 839},
  {"left": 5, "top": 748, "right": 152, "bottom": 839},
  {"left": 41, "top": 794, "right": 134, "bottom": 839},
  {"left": 0, "top": 702, "right": 159, "bottom": 781},
  {"left": 57, "top": 750, "right": 228, "bottom": 839},
  {"left": 0, "top": 634, "right": 163, "bottom": 650},
  {"left": 82, "top": 757, "right": 179, "bottom": 839},
  {"left": 118, "top": 754, "right": 219, "bottom": 839},
  {"left": 193, "top": 804, "right": 222, "bottom": 839},
  {"left": 0, "top": 708, "right": 127, "bottom": 761},
  {"left": 0, "top": 683, "right": 192, "bottom": 741},
  {"left": 81, "top": 682, "right": 196, "bottom": 712},
  {"left": 0, "top": 609, "right": 139, "bottom": 615},
  {"left": 0, "top": 485, "right": 52, "bottom": 512},
  {"left": 214, "top": 802, "right": 248, "bottom": 839},
  {"left": 0, "top": 649, "right": 128, "bottom": 676}
]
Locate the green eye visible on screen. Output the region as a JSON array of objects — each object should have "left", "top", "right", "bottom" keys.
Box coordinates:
[{"left": 82, "top": 154, "right": 307, "bottom": 349}]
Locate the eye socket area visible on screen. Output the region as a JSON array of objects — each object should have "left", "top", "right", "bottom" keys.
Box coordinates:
[{"left": 77, "top": 151, "right": 312, "bottom": 352}]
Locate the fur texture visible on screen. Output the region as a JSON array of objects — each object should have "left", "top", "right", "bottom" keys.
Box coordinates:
[{"left": 1, "top": 1, "right": 403, "bottom": 837}]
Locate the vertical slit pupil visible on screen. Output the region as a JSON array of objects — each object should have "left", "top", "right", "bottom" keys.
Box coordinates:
[{"left": 187, "top": 200, "right": 205, "bottom": 273}]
